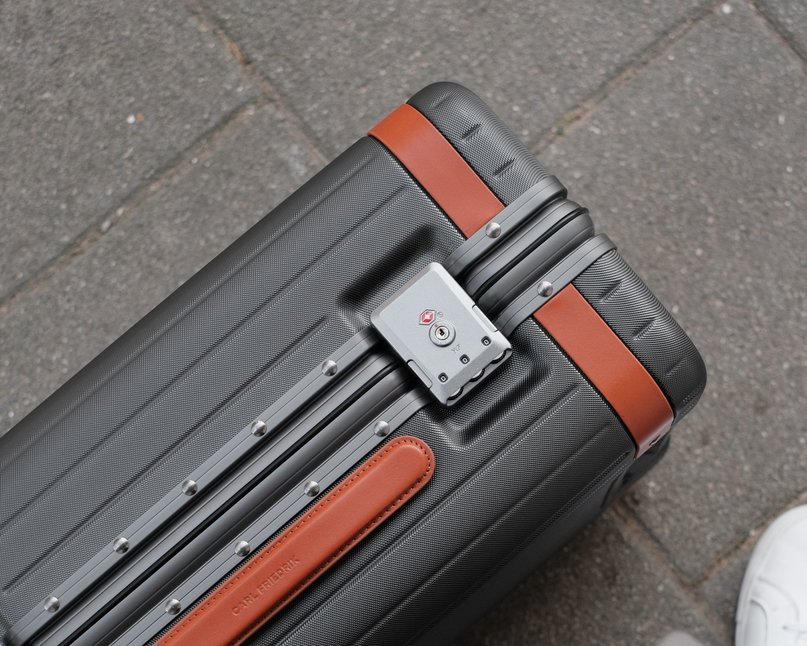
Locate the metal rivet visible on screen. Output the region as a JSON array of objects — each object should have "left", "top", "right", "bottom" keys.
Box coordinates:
[
  {"left": 304, "top": 480, "right": 320, "bottom": 497},
  {"left": 485, "top": 222, "right": 502, "bottom": 238},
  {"left": 112, "top": 537, "right": 130, "bottom": 554},
  {"left": 181, "top": 479, "right": 198, "bottom": 496},
  {"left": 373, "top": 420, "right": 390, "bottom": 437},
  {"left": 44, "top": 596, "right": 60, "bottom": 613},
  {"left": 537, "top": 281, "right": 554, "bottom": 297},
  {"left": 165, "top": 599, "right": 182, "bottom": 615},
  {"left": 251, "top": 420, "right": 268, "bottom": 437},
  {"left": 235, "top": 540, "right": 251, "bottom": 557},
  {"left": 321, "top": 359, "right": 338, "bottom": 376}
]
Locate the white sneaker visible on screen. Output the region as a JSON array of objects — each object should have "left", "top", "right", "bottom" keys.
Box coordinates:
[{"left": 736, "top": 505, "right": 807, "bottom": 645}]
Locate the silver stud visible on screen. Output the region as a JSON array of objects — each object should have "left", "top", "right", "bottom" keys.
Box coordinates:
[
  {"left": 251, "top": 420, "right": 268, "bottom": 437},
  {"left": 304, "top": 480, "right": 320, "bottom": 497},
  {"left": 373, "top": 420, "right": 390, "bottom": 437},
  {"left": 165, "top": 599, "right": 182, "bottom": 615},
  {"left": 181, "top": 479, "right": 198, "bottom": 496},
  {"left": 485, "top": 222, "right": 502, "bottom": 238},
  {"left": 235, "top": 540, "right": 251, "bottom": 557},
  {"left": 537, "top": 281, "right": 554, "bottom": 297},
  {"left": 321, "top": 359, "right": 338, "bottom": 376},
  {"left": 112, "top": 537, "right": 130, "bottom": 554},
  {"left": 44, "top": 596, "right": 60, "bottom": 613}
]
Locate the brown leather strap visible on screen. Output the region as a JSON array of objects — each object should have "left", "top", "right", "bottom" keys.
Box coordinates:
[
  {"left": 533, "top": 285, "right": 673, "bottom": 455},
  {"left": 155, "top": 436, "right": 435, "bottom": 646},
  {"left": 369, "top": 103, "right": 504, "bottom": 237}
]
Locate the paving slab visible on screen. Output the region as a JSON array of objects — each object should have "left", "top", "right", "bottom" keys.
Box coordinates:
[
  {"left": 540, "top": 1, "right": 807, "bottom": 581},
  {"left": 698, "top": 542, "right": 750, "bottom": 635},
  {"left": 698, "top": 494, "right": 807, "bottom": 632},
  {"left": 758, "top": 0, "right": 807, "bottom": 59},
  {"left": 0, "top": 1, "right": 258, "bottom": 300},
  {"left": 202, "top": 0, "right": 707, "bottom": 156},
  {"left": 0, "top": 104, "right": 320, "bottom": 437},
  {"left": 460, "top": 511, "right": 722, "bottom": 646},
  {"left": 2, "top": 1, "right": 806, "bottom": 642}
]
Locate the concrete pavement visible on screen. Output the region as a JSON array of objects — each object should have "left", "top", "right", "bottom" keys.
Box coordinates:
[{"left": 2, "top": 1, "right": 805, "bottom": 644}]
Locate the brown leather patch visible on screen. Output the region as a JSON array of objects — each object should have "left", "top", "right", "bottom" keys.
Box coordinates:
[
  {"left": 369, "top": 103, "right": 504, "bottom": 237},
  {"left": 533, "top": 285, "right": 673, "bottom": 455},
  {"left": 155, "top": 436, "right": 435, "bottom": 646}
]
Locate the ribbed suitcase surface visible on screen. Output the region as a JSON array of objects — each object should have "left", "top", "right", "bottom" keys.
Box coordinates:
[{"left": 0, "top": 83, "right": 705, "bottom": 646}]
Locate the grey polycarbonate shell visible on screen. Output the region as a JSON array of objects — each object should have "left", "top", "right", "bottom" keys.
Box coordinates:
[{"left": 0, "top": 82, "right": 705, "bottom": 646}]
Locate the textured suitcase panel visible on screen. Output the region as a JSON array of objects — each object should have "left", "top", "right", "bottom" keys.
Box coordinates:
[
  {"left": 0, "top": 84, "right": 558, "bottom": 636},
  {"left": 574, "top": 250, "right": 707, "bottom": 418},
  {"left": 248, "top": 320, "right": 635, "bottom": 645},
  {"left": 409, "top": 83, "right": 549, "bottom": 205},
  {"left": 0, "top": 82, "right": 705, "bottom": 646},
  {"left": 0, "top": 138, "right": 467, "bottom": 632}
]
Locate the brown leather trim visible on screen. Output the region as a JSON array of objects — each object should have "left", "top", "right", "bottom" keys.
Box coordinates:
[
  {"left": 155, "top": 436, "right": 435, "bottom": 646},
  {"left": 369, "top": 103, "right": 504, "bottom": 237},
  {"left": 369, "top": 102, "right": 672, "bottom": 450},
  {"left": 533, "top": 285, "right": 673, "bottom": 455}
]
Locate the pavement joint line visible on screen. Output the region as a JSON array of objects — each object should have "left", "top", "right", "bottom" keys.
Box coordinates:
[
  {"left": 184, "top": 0, "right": 330, "bottom": 166},
  {"left": 691, "top": 487, "right": 807, "bottom": 588},
  {"left": 611, "top": 503, "right": 732, "bottom": 644},
  {"left": 613, "top": 500, "right": 702, "bottom": 589},
  {"left": 746, "top": 0, "right": 807, "bottom": 72},
  {"left": 0, "top": 97, "right": 270, "bottom": 320},
  {"left": 531, "top": 0, "right": 723, "bottom": 155}
]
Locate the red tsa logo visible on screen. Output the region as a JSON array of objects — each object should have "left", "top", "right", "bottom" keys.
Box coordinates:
[{"left": 419, "top": 309, "right": 436, "bottom": 325}]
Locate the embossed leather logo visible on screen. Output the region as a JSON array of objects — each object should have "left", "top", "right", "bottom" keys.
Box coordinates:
[{"left": 232, "top": 556, "right": 301, "bottom": 615}]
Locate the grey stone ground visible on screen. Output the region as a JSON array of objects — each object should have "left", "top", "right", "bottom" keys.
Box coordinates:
[{"left": 1, "top": 1, "right": 805, "bottom": 644}]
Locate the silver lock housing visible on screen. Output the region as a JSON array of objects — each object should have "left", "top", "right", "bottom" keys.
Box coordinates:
[{"left": 371, "top": 263, "right": 511, "bottom": 405}]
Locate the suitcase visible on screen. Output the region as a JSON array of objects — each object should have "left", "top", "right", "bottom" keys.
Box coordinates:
[{"left": 0, "top": 82, "right": 706, "bottom": 646}]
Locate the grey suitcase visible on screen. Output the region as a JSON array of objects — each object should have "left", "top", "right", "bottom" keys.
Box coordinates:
[{"left": 0, "top": 82, "right": 706, "bottom": 646}]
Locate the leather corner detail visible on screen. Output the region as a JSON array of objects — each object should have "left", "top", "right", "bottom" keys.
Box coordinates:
[
  {"left": 369, "top": 103, "right": 504, "bottom": 237},
  {"left": 533, "top": 285, "right": 673, "bottom": 456},
  {"left": 155, "top": 436, "right": 434, "bottom": 646}
]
